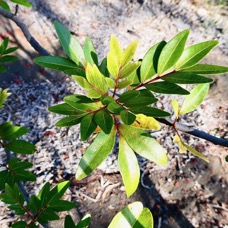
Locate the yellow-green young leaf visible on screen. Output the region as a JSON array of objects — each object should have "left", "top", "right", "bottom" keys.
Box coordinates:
[
  {"left": 54, "top": 21, "right": 84, "bottom": 65},
  {"left": 120, "top": 62, "right": 141, "bottom": 79},
  {"left": 108, "top": 202, "right": 153, "bottom": 228},
  {"left": 183, "top": 143, "right": 209, "bottom": 162},
  {"left": 158, "top": 30, "right": 189, "bottom": 75},
  {"left": 76, "top": 128, "right": 116, "bottom": 180},
  {"left": 119, "top": 125, "right": 168, "bottom": 166},
  {"left": 110, "top": 35, "right": 122, "bottom": 64},
  {"left": 117, "top": 79, "right": 133, "bottom": 89},
  {"left": 80, "top": 113, "right": 97, "bottom": 141},
  {"left": 118, "top": 136, "right": 140, "bottom": 197},
  {"left": 0, "top": 88, "right": 11, "bottom": 109},
  {"left": 175, "top": 40, "right": 218, "bottom": 70},
  {"left": 172, "top": 100, "right": 179, "bottom": 118},
  {"left": 107, "top": 52, "right": 119, "bottom": 79},
  {"left": 173, "top": 135, "right": 186, "bottom": 153},
  {"left": 105, "top": 77, "right": 115, "bottom": 89},
  {"left": 87, "top": 90, "right": 102, "bottom": 98},
  {"left": 121, "top": 40, "right": 138, "bottom": 67},
  {"left": 86, "top": 64, "right": 108, "bottom": 94},
  {"left": 84, "top": 36, "right": 98, "bottom": 65},
  {"left": 180, "top": 84, "right": 209, "bottom": 115},
  {"left": 180, "top": 64, "right": 228, "bottom": 74},
  {"left": 131, "top": 114, "right": 161, "bottom": 130},
  {"left": 94, "top": 109, "right": 114, "bottom": 134},
  {"left": 140, "top": 41, "right": 166, "bottom": 82},
  {"left": 72, "top": 75, "right": 92, "bottom": 90}
]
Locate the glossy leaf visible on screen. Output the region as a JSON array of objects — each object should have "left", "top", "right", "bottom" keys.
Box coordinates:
[
  {"left": 34, "top": 56, "right": 78, "bottom": 71},
  {"left": 94, "top": 109, "right": 114, "bottom": 134},
  {"left": 80, "top": 113, "right": 97, "bottom": 141},
  {"left": 86, "top": 64, "right": 108, "bottom": 94},
  {"left": 158, "top": 30, "right": 189, "bottom": 75},
  {"left": 48, "top": 103, "right": 84, "bottom": 115},
  {"left": 3, "top": 47, "right": 18, "bottom": 55},
  {"left": 146, "top": 81, "right": 189, "bottom": 95},
  {"left": 175, "top": 40, "right": 218, "bottom": 70},
  {"left": 0, "top": 55, "right": 18, "bottom": 62},
  {"left": 107, "top": 101, "right": 124, "bottom": 114},
  {"left": 110, "top": 35, "right": 122, "bottom": 64},
  {"left": 0, "top": 38, "right": 9, "bottom": 54},
  {"left": 56, "top": 115, "right": 85, "bottom": 127},
  {"left": 119, "top": 90, "right": 140, "bottom": 103},
  {"left": 121, "top": 40, "right": 138, "bottom": 67},
  {"left": 105, "top": 77, "right": 115, "bottom": 89},
  {"left": 65, "top": 67, "right": 86, "bottom": 77},
  {"left": 180, "top": 64, "right": 228, "bottom": 74},
  {"left": 84, "top": 36, "right": 98, "bottom": 65},
  {"left": 130, "top": 106, "right": 170, "bottom": 117},
  {"left": 117, "top": 79, "right": 133, "bottom": 89},
  {"left": 5, "top": 140, "right": 36, "bottom": 154},
  {"left": 172, "top": 100, "right": 179, "bottom": 118},
  {"left": 162, "top": 72, "right": 213, "bottom": 84},
  {"left": 86, "top": 89, "right": 102, "bottom": 98},
  {"left": 184, "top": 143, "right": 209, "bottom": 162},
  {"left": 99, "top": 57, "right": 109, "bottom": 77},
  {"left": 180, "top": 84, "right": 209, "bottom": 115},
  {"left": 0, "top": 126, "right": 29, "bottom": 140},
  {"left": 76, "top": 128, "right": 116, "bottom": 180},
  {"left": 120, "top": 62, "right": 141, "bottom": 79},
  {"left": 107, "top": 53, "right": 119, "bottom": 79},
  {"left": 140, "top": 41, "right": 166, "bottom": 82},
  {"left": 118, "top": 137, "right": 140, "bottom": 197},
  {"left": 108, "top": 201, "right": 153, "bottom": 228},
  {"left": 64, "top": 215, "right": 75, "bottom": 228},
  {"left": 75, "top": 214, "right": 91, "bottom": 228},
  {"left": 120, "top": 110, "right": 136, "bottom": 125},
  {"left": 54, "top": 21, "right": 84, "bottom": 65},
  {"left": 120, "top": 125, "right": 168, "bottom": 166},
  {"left": 131, "top": 114, "right": 161, "bottom": 130},
  {"left": 49, "top": 200, "right": 75, "bottom": 211}
]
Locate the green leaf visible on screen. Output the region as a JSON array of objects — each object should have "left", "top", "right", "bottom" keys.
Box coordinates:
[
  {"left": 180, "top": 64, "right": 228, "bottom": 74},
  {"left": 0, "top": 121, "right": 13, "bottom": 135},
  {"left": 108, "top": 202, "right": 153, "bottom": 228},
  {"left": 38, "top": 207, "right": 60, "bottom": 222},
  {"left": 146, "top": 81, "right": 189, "bottom": 95},
  {"left": 183, "top": 144, "right": 209, "bottom": 162},
  {"left": 84, "top": 36, "right": 98, "bottom": 65},
  {"left": 0, "top": 55, "right": 18, "bottom": 62},
  {"left": 119, "top": 90, "right": 140, "bottom": 103},
  {"left": 65, "top": 67, "right": 85, "bottom": 77},
  {"left": 56, "top": 115, "right": 85, "bottom": 127},
  {"left": 86, "top": 90, "right": 102, "bottom": 98},
  {"left": 118, "top": 137, "right": 140, "bottom": 197},
  {"left": 107, "top": 52, "right": 119, "bottom": 79},
  {"left": 0, "top": 1, "right": 10, "bottom": 11},
  {"left": 72, "top": 76, "right": 91, "bottom": 90},
  {"left": 0, "top": 38, "right": 9, "bottom": 54},
  {"left": 180, "top": 84, "right": 209, "bottom": 115},
  {"left": 49, "top": 181, "right": 70, "bottom": 202},
  {"left": 34, "top": 56, "right": 78, "bottom": 71},
  {"left": 162, "top": 72, "right": 213, "bottom": 84},
  {"left": 117, "top": 79, "right": 133, "bottom": 89},
  {"left": 12, "top": 221, "right": 27, "bottom": 228},
  {"left": 107, "top": 101, "right": 124, "bottom": 114},
  {"left": 0, "top": 88, "right": 11, "bottom": 108},
  {"left": 75, "top": 214, "right": 91, "bottom": 228},
  {"left": 94, "top": 109, "right": 113, "bottom": 134},
  {"left": 80, "top": 113, "right": 97, "bottom": 140},
  {"left": 0, "top": 126, "right": 29, "bottom": 140},
  {"left": 0, "top": 64, "right": 7, "bottom": 73},
  {"left": 86, "top": 64, "right": 108, "bottom": 94},
  {"left": 54, "top": 21, "right": 84, "bottom": 65},
  {"left": 3, "top": 47, "right": 18, "bottom": 55},
  {"left": 10, "top": 0, "right": 32, "bottom": 7},
  {"left": 5, "top": 140, "right": 36, "bottom": 154},
  {"left": 140, "top": 41, "right": 166, "bottom": 82},
  {"left": 105, "top": 77, "right": 115, "bottom": 89},
  {"left": 172, "top": 100, "right": 179, "bottom": 118},
  {"left": 76, "top": 128, "right": 116, "bottom": 180},
  {"left": 158, "top": 30, "right": 189, "bottom": 75},
  {"left": 49, "top": 200, "right": 75, "bottom": 212},
  {"left": 175, "top": 40, "right": 218, "bottom": 70},
  {"left": 64, "top": 215, "right": 76, "bottom": 228},
  {"left": 48, "top": 103, "right": 84, "bottom": 115},
  {"left": 120, "top": 125, "right": 168, "bottom": 166},
  {"left": 120, "top": 62, "right": 141, "bottom": 79},
  {"left": 120, "top": 110, "right": 136, "bottom": 125},
  {"left": 130, "top": 106, "right": 170, "bottom": 117},
  {"left": 99, "top": 57, "right": 109, "bottom": 77},
  {"left": 121, "top": 40, "right": 138, "bottom": 67}
]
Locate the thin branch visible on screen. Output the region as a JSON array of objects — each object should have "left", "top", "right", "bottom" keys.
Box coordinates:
[
  {"left": 0, "top": 7, "right": 50, "bottom": 56},
  {"left": 156, "top": 117, "right": 228, "bottom": 147}
]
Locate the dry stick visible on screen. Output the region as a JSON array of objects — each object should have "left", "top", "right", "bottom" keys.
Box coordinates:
[
  {"left": 156, "top": 117, "right": 228, "bottom": 147},
  {"left": 0, "top": 7, "right": 50, "bottom": 56}
]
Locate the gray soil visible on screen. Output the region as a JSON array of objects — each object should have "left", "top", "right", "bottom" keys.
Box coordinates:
[{"left": 0, "top": 0, "right": 228, "bottom": 227}]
